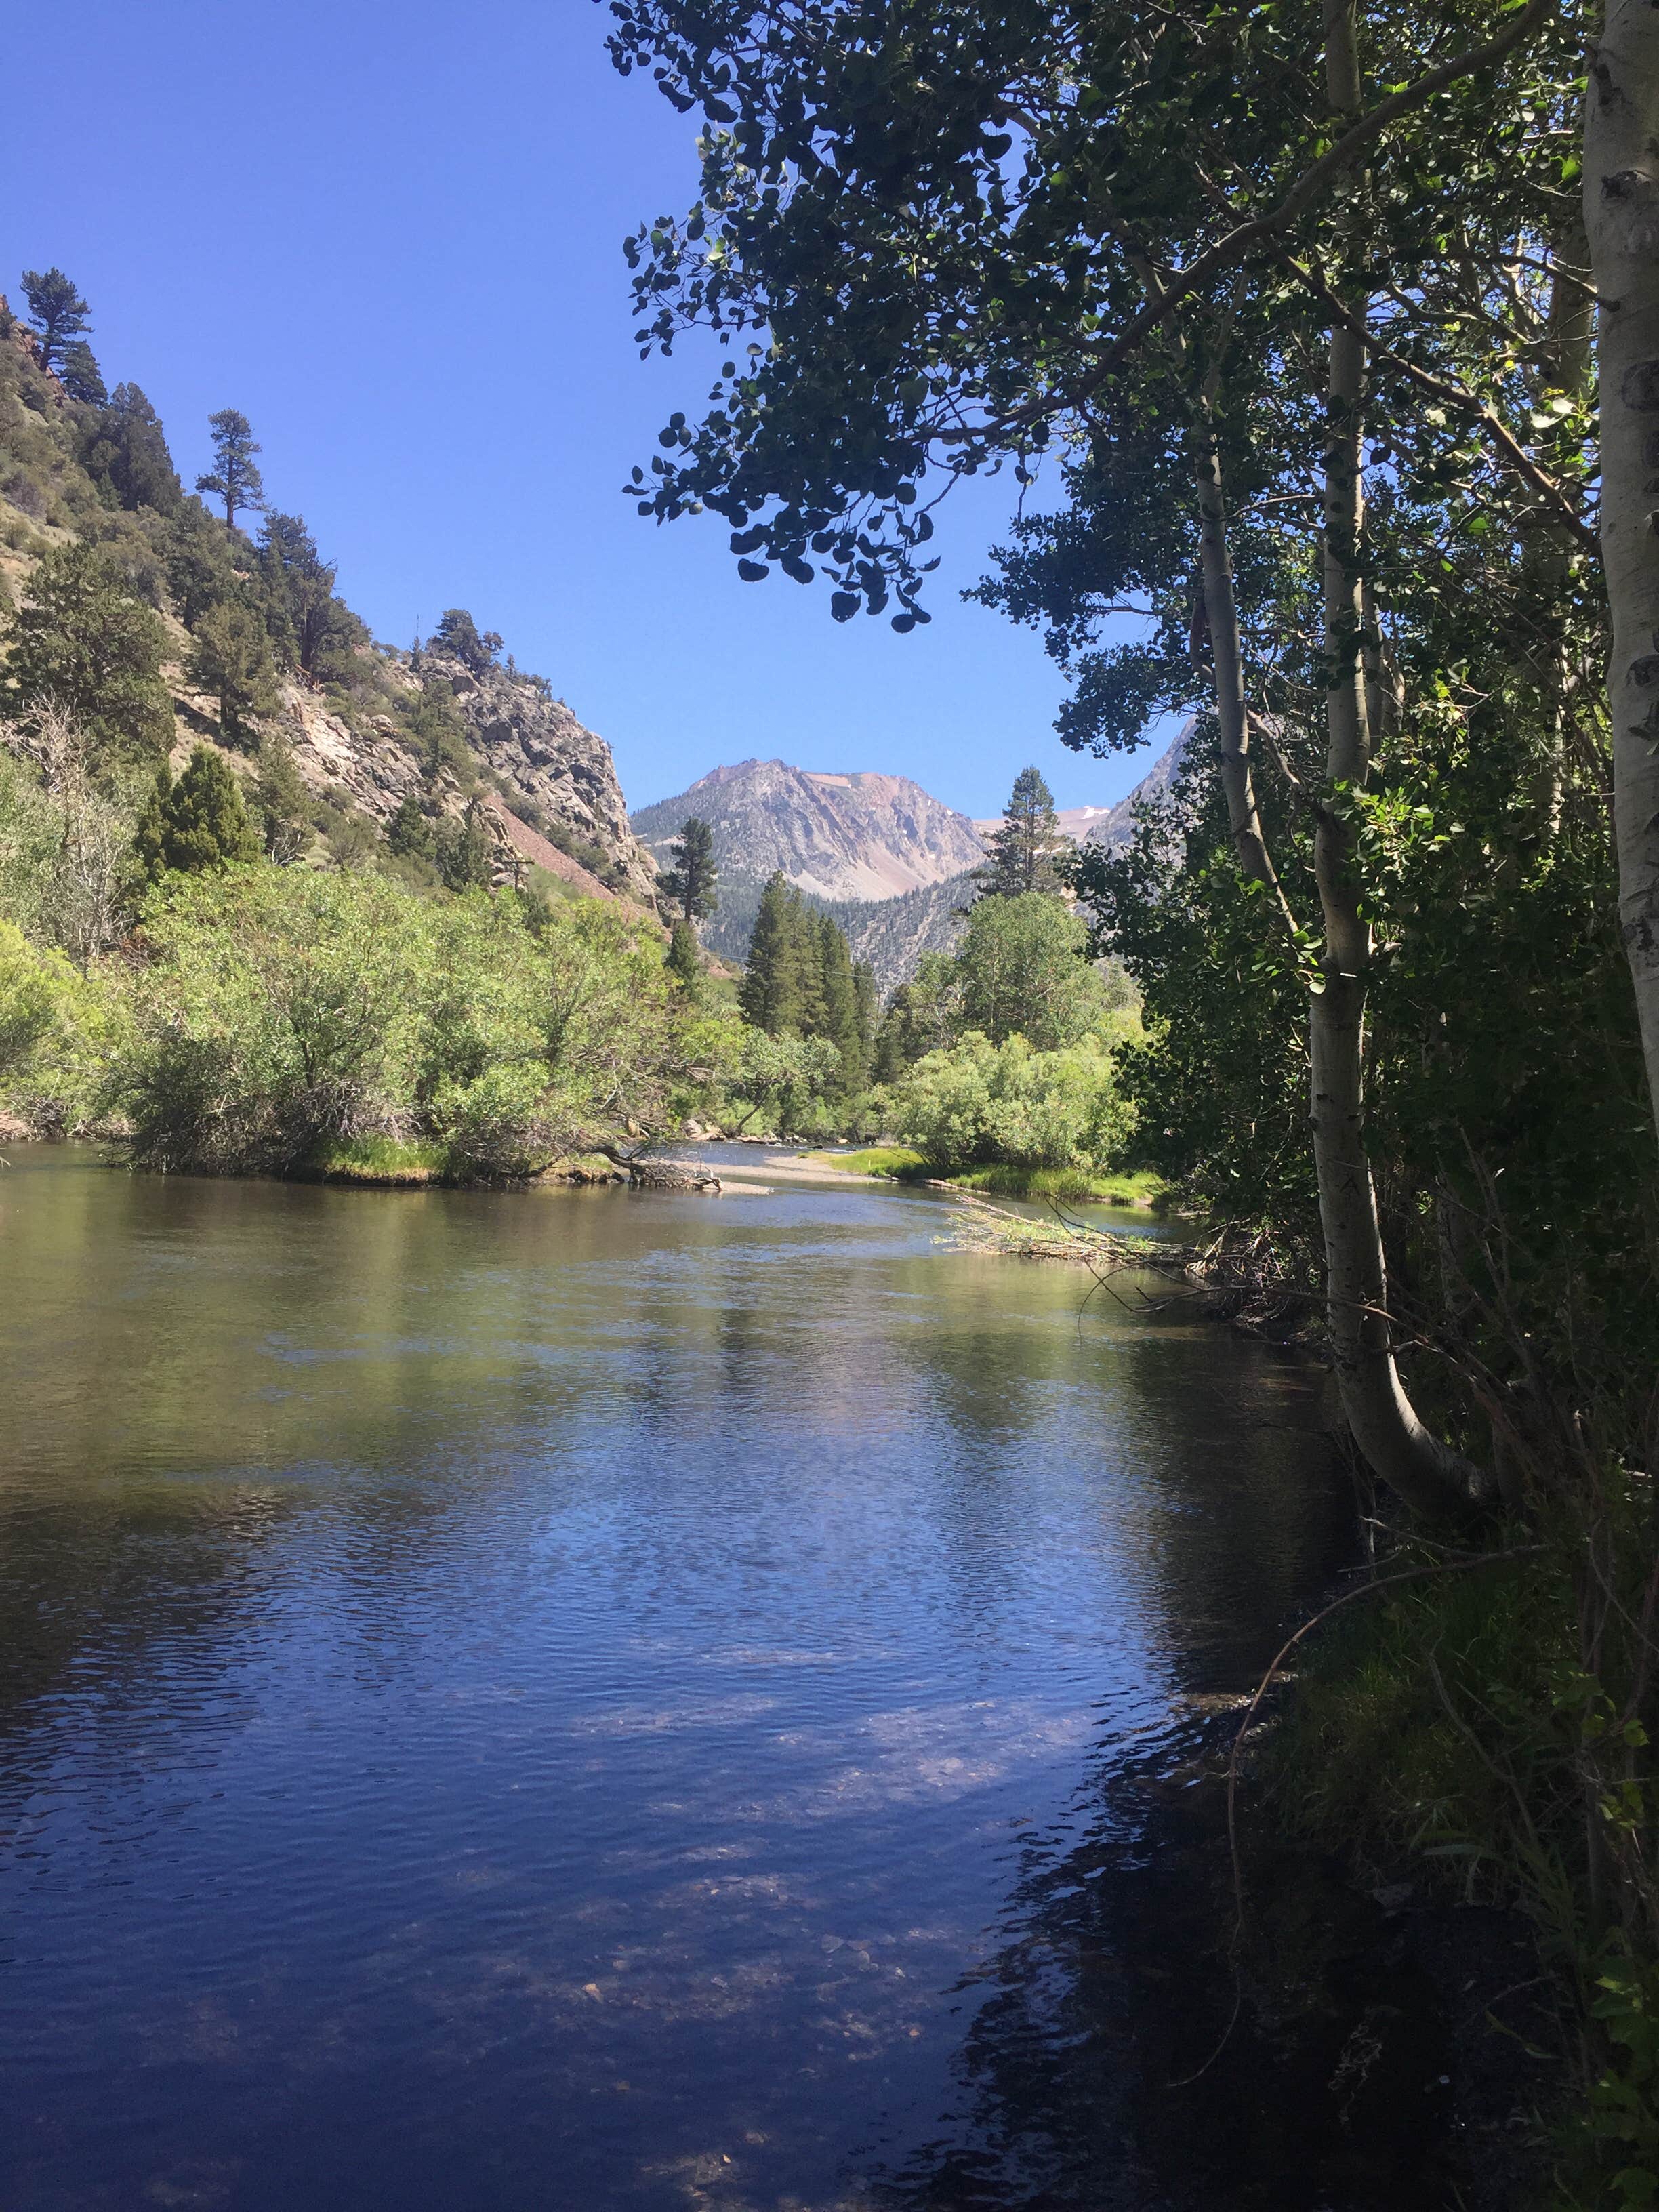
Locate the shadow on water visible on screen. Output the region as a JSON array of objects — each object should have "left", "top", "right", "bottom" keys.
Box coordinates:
[{"left": 0, "top": 1146, "right": 1464, "bottom": 2211}]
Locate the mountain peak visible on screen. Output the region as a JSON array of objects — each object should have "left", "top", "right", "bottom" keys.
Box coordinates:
[{"left": 632, "top": 756, "right": 985, "bottom": 903}]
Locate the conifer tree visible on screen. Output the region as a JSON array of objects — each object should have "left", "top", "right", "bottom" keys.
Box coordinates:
[
  {"left": 666, "top": 917, "right": 702, "bottom": 989},
  {"left": 195, "top": 409, "right": 265, "bottom": 531},
  {"left": 740, "top": 869, "right": 797, "bottom": 1033},
  {"left": 253, "top": 735, "right": 312, "bottom": 863},
  {"left": 136, "top": 747, "right": 262, "bottom": 880},
  {"left": 436, "top": 799, "right": 493, "bottom": 892},
  {"left": 386, "top": 792, "right": 435, "bottom": 860},
  {"left": 58, "top": 341, "right": 106, "bottom": 406},
  {"left": 20, "top": 268, "right": 91, "bottom": 378},
  {"left": 973, "top": 766, "right": 1071, "bottom": 900},
  {"left": 0, "top": 541, "right": 172, "bottom": 766},
  {"left": 188, "top": 602, "right": 278, "bottom": 750},
  {"left": 432, "top": 609, "right": 503, "bottom": 675},
  {"left": 817, "top": 911, "right": 865, "bottom": 1092},
  {"left": 660, "top": 815, "right": 718, "bottom": 929},
  {"left": 79, "top": 384, "right": 182, "bottom": 514},
  {"left": 260, "top": 514, "right": 354, "bottom": 676}
]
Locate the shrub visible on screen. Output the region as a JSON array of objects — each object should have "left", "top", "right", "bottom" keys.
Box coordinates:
[{"left": 882, "top": 1028, "right": 1136, "bottom": 1172}]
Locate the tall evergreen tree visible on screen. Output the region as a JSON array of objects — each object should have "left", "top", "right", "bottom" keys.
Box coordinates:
[
  {"left": 136, "top": 747, "right": 262, "bottom": 880},
  {"left": 665, "top": 917, "right": 702, "bottom": 989},
  {"left": 660, "top": 815, "right": 718, "bottom": 929},
  {"left": 258, "top": 514, "right": 356, "bottom": 676},
  {"left": 740, "top": 869, "right": 798, "bottom": 1033},
  {"left": 432, "top": 609, "right": 503, "bottom": 675},
  {"left": 79, "top": 384, "right": 182, "bottom": 514},
  {"left": 817, "top": 912, "right": 865, "bottom": 1093},
  {"left": 20, "top": 267, "right": 91, "bottom": 377},
  {"left": 0, "top": 541, "right": 172, "bottom": 767},
  {"left": 58, "top": 341, "right": 106, "bottom": 406},
  {"left": 195, "top": 409, "right": 265, "bottom": 531},
  {"left": 253, "top": 735, "right": 312, "bottom": 863},
  {"left": 188, "top": 602, "right": 278, "bottom": 750},
  {"left": 974, "top": 767, "right": 1071, "bottom": 900},
  {"left": 436, "top": 799, "right": 493, "bottom": 892}
]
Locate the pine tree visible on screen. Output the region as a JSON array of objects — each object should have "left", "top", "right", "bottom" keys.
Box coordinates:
[
  {"left": 386, "top": 792, "right": 435, "bottom": 860},
  {"left": 20, "top": 268, "right": 91, "bottom": 378},
  {"left": 188, "top": 602, "right": 278, "bottom": 750},
  {"left": 58, "top": 341, "right": 106, "bottom": 406},
  {"left": 432, "top": 609, "right": 502, "bottom": 675},
  {"left": 666, "top": 918, "right": 702, "bottom": 989},
  {"left": 253, "top": 735, "right": 312, "bottom": 863},
  {"left": 0, "top": 541, "right": 172, "bottom": 767},
  {"left": 972, "top": 766, "right": 1071, "bottom": 899},
  {"left": 436, "top": 799, "right": 493, "bottom": 891},
  {"left": 195, "top": 409, "right": 266, "bottom": 531},
  {"left": 817, "top": 912, "right": 865, "bottom": 1093},
  {"left": 740, "top": 870, "right": 798, "bottom": 1033},
  {"left": 660, "top": 815, "right": 718, "bottom": 928},
  {"left": 136, "top": 747, "right": 262, "bottom": 880},
  {"left": 79, "top": 384, "right": 182, "bottom": 514},
  {"left": 260, "top": 514, "right": 355, "bottom": 676}
]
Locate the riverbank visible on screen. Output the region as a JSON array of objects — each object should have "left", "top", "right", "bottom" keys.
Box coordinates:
[{"left": 802, "top": 1145, "right": 1167, "bottom": 1206}]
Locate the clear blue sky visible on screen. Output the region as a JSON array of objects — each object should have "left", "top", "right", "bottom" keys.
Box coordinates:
[{"left": 1, "top": 0, "right": 1172, "bottom": 819}]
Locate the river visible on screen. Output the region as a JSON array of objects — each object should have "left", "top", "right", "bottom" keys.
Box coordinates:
[{"left": 0, "top": 1146, "right": 1375, "bottom": 2210}]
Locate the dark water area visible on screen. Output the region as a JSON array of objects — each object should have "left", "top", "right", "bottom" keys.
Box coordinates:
[{"left": 0, "top": 1147, "right": 1404, "bottom": 2211}]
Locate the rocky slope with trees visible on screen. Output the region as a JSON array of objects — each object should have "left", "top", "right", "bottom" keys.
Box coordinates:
[{"left": 0, "top": 290, "right": 655, "bottom": 904}]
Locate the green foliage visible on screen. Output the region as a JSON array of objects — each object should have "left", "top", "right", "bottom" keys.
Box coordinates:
[
  {"left": 194, "top": 408, "right": 264, "bottom": 531},
  {"left": 58, "top": 342, "right": 106, "bottom": 407},
  {"left": 252, "top": 735, "right": 312, "bottom": 863},
  {"left": 20, "top": 267, "right": 91, "bottom": 377},
  {"left": 974, "top": 766, "right": 1070, "bottom": 899},
  {"left": 660, "top": 813, "right": 718, "bottom": 924},
  {"left": 258, "top": 512, "right": 361, "bottom": 677},
  {"left": 435, "top": 799, "right": 493, "bottom": 892},
  {"left": 187, "top": 599, "right": 278, "bottom": 749},
  {"left": 0, "top": 539, "right": 173, "bottom": 767},
  {"left": 77, "top": 384, "right": 182, "bottom": 514},
  {"left": 135, "top": 747, "right": 262, "bottom": 880},
  {"left": 430, "top": 609, "right": 501, "bottom": 675},
  {"left": 956, "top": 891, "right": 1109, "bottom": 1050},
  {"left": 386, "top": 792, "right": 435, "bottom": 861},
  {"left": 106, "top": 863, "right": 706, "bottom": 1177},
  {"left": 881, "top": 1028, "right": 1136, "bottom": 1174},
  {"left": 665, "top": 915, "right": 701, "bottom": 987},
  {"left": 712, "top": 1020, "right": 844, "bottom": 1136},
  {"left": 874, "top": 950, "right": 962, "bottom": 1078},
  {"left": 0, "top": 916, "right": 121, "bottom": 1125}
]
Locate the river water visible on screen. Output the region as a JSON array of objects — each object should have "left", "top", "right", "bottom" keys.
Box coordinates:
[{"left": 0, "top": 1147, "right": 1361, "bottom": 2211}]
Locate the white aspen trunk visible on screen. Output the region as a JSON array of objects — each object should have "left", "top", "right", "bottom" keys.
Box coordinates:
[
  {"left": 1192, "top": 415, "right": 1296, "bottom": 923},
  {"left": 1310, "top": 0, "right": 1490, "bottom": 1517},
  {"left": 1585, "top": 2, "right": 1659, "bottom": 1135}
]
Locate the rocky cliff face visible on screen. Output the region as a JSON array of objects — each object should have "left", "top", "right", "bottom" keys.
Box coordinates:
[
  {"left": 426, "top": 651, "right": 657, "bottom": 901},
  {"left": 632, "top": 757, "right": 985, "bottom": 902}
]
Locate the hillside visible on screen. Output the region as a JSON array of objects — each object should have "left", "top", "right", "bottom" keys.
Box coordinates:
[
  {"left": 0, "top": 299, "right": 655, "bottom": 903},
  {"left": 632, "top": 757, "right": 985, "bottom": 902}
]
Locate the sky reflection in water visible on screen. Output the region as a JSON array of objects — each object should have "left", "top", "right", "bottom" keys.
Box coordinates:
[{"left": 0, "top": 1149, "right": 1347, "bottom": 2211}]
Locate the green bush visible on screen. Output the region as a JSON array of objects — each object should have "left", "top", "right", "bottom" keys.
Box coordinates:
[{"left": 880, "top": 1027, "right": 1136, "bottom": 1173}]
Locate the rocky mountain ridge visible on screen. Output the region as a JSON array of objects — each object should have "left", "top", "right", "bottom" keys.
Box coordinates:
[
  {"left": 640, "top": 728, "right": 1191, "bottom": 989},
  {"left": 632, "top": 756, "right": 986, "bottom": 903}
]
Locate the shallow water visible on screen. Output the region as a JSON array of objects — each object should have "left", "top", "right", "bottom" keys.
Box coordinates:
[{"left": 0, "top": 1147, "right": 1354, "bottom": 2211}]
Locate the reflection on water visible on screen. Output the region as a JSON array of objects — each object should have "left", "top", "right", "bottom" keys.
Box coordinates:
[{"left": 1, "top": 1147, "right": 1350, "bottom": 2211}]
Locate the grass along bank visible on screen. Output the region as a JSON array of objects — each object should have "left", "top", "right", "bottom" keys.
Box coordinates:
[{"left": 805, "top": 1145, "right": 1165, "bottom": 1207}]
